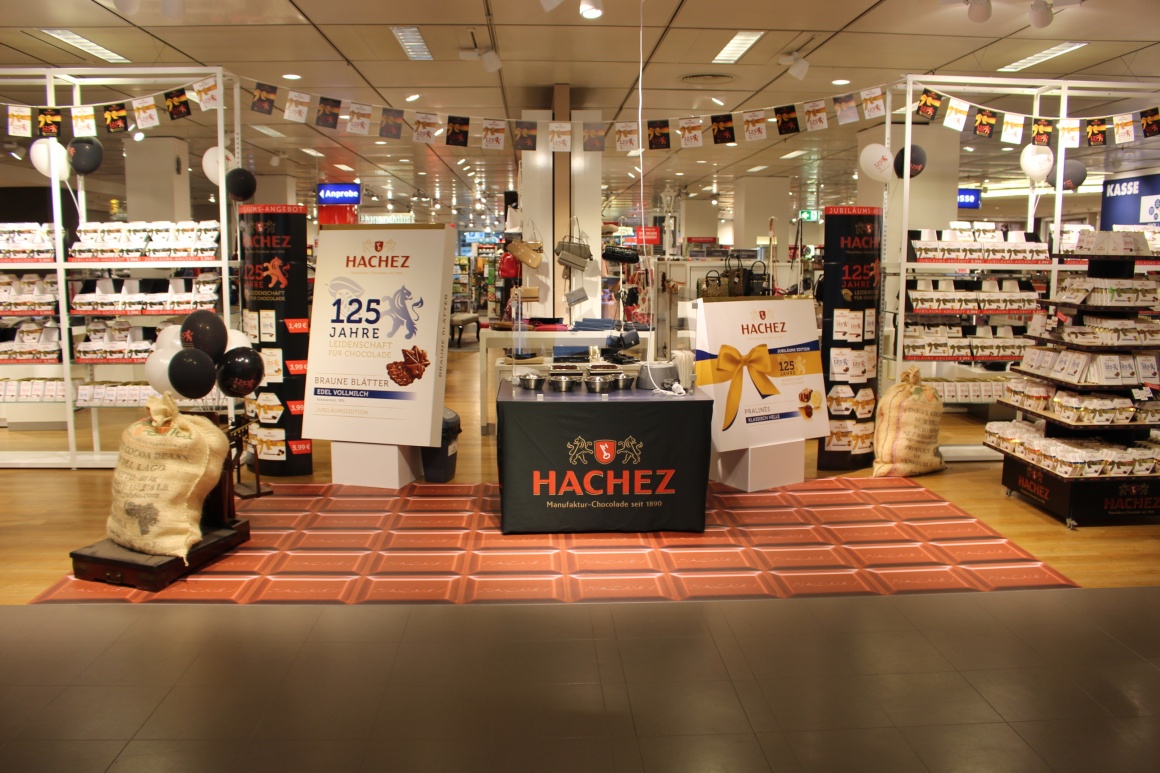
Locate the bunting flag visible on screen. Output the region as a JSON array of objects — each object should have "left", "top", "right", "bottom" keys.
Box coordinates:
[
  {"left": 413, "top": 112, "right": 438, "bottom": 144},
  {"left": 943, "top": 98, "right": 969, "bottom": 132},
  {"left": 71, "top": 106, "right": 96, "bottom": 137},
  {"left": 1058, "top": 118, "right": 1080, "bottom": 149},
  {"left": 345, "top": 103, "right": 372, "bottom": 135},
  {"left": 1114, "top": 113, "right": 1135, "bottom": 144},
  {"left": 1142, "top": 108, "right": 1160, "bottom": 139},
  {"left": 191, "top": 77, "right": 220, "bottom": 110},
  {"left": 916, "top": 89, "right": 943, "bottom": 120},
  {"left": 446, "top": 115, "right": 470, "bottom": 147},
  {"left": 164, "top": 88, "right": 191, "bottom": 120},
  {"left": 803, "top": 100, "right": 828, "bottom": 131},
  {"left": 1086, "top": 117, "right": 1107, "bottom": 146},
  {"left": 549, "top": 121, "right": 572, "bottom": 151},
  {"left": 742, "top": 111, "right": 766, "bottom": 141},
  {"left": 315, "top": 97, "right": 341, "bottom": 129},
  {"left": 284, "top": 91, "right": 310, "bottom": 123},
  {"left": 614, "top": 121, "right": 639, "bottom": 152},
  {"left": 973, "top": 108, "right": 997, "bottom": 139},
  {"left": 37, "top": 108, "right": 61, "bottom": 137},
  {"left": 711, "top": 114, "right": 735, "bottom": 144},
  {"left": 1001, "top": 113, "right": 1024, "bottom": 144},
  {"left": 103, "top": 103, "right": 128, "bottom": 134},
  {"left": 582, "top": 122, "right": 606, "bottom": 151},
  {"left": 1031, "top": 118, "right": 1053, "bottom": 146},
  {"left": 513, "top": 120, "right": 537, "bottom": 150},
  {"left": 8, "top": 105, "right": 31, "bottom": 137},
  {"left": 647, "top": 119, "right": 670, "bottom": 150},
  {"left": 774, "top": 105, "right": 800, "bottom": 136},
  {"left": 834, "top": 93, "right": 859, "bottom": 125},
  {"left": 482, "top": 118, "right": 506, "bottom": 149},
  {"left": 378, "top": 108, "right": 404, "bottom": 139},
  {"left": 861, "top": 87, "right": 886, "bottom": 119},
  {"left": 678, "top": 117, "right": 703, "bottom": 148},
  {"left": 251, "top": 83, "right": 277, "bottom": 115}
]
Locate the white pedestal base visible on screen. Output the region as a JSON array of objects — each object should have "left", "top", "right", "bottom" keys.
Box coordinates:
[
  {"left": 710, "top": 440, "right": 806, "bottom": 493},
  {"left": 331, "top": 441, "right": 421, "bottom": 489}
]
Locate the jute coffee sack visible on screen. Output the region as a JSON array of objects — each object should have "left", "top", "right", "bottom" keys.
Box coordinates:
[
  {"left": 873, "top": 367, "right": 945, "bottom": 477},
  {"left": 107, "top": 393, "right": 229, "bottom": 559}
]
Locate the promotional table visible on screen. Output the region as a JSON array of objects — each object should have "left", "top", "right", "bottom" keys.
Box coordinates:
[{"left": 496, "top": 381, "right": 712, "bottom": 534}]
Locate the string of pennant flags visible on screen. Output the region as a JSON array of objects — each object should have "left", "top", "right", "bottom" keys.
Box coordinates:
[{"left": 4, "top": 73, "right": 1159, "bottom": 153}]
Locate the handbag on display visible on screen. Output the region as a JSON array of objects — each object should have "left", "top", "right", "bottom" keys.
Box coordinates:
[
  {"left": 722, "top": 254, "right": 748, "bottom": 297},
  {"left": 509, "top": 218, "right": 544, "bottom": 269},
  {"left": 602, "top": 244, "right": 640, "bottom": 264},
  {"left": 514, "top": 285, "right": 540, "bottom": 302},
  {"left": 747, "top": 260, "right": 771, "bottom": 296},
  {"left": 699, "top": 270, "right": 728, "bottom": 299},
  {"left": 564, "top": 286, "right": 588, "bottom": 306},
  {"left": 555, "top": 217, "right": 591, "bottom": 271},
  {"left": 499, "top": 251, "right": 521, "bottom": 279},
  {"left": 504, "top": 203, "right": 522, "bottom": 233}
]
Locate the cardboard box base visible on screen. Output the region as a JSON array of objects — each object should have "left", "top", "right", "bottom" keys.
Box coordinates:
[
  {"left": 332, "top": 441, "right": 421, "bottom": 489},
  {"left": 711, "top": 440, "right": 805, "bottom": 492}
]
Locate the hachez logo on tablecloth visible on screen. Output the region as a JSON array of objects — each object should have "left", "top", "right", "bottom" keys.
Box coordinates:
[{"left": 533, "top": 435, "right": 674, "bottom": 497}]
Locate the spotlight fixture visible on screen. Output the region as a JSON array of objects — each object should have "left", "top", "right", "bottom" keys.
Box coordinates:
[
  {"left": 579, "top": 0, "right": 603, "bottom": 20},
  {"left": 405, "top": 94, "right": 421, "bottom": 102},
  {"left": 459, "top": 47, "right": 503, "bottom": 73},
  {"left": 943, "top": 0, "right": 993, "bottom": 22},
  {"left": 132, "top": 131, "right": 145, "bottom": 141},
  {"left": 540, "top": 0, "right": 565, "bottom": 11},
  {"left": 778, "top": 51, "right": 809, "bottom": 81},
  {"left": 1029, "top": 0, "right": 1053, "bottom": 27}
]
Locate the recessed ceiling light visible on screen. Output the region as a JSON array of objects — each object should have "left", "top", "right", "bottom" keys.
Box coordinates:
[
  {"left": 696, "top": 160, "right": 707, "bottom": 164},
  {"left": 832, "top": 79, "right": 851, "bottom": 86},
  {"left": 334, "top": 163, "right": 354, "bottom": 171},
  {"left": 634, "top": 166, "right": 642, "bottom": 173},
  {"left": 252, "top": 125, "right": 286, "bottom": 138},
  {"left": 434, "top": 128, "right": 444, "bottom": 136},
  {"left": 1001, "top": 147, "right": 1014, "bottom": 152},
  {"left": 689, "top": 192, "right": 697, "bottom": 197},
  {"left": 780, "top": 150, "right": 807, "bottom": 159},
  {"left": 726, "top": 142, "right": 737, "bottom": 147},
  {"left": 418, "top": 171, "right": 427, "bottom": 175},
  {"left": 456, "top": 159, "right": 466, "bottom": 165},
  {"left": 467, "top": 171, "right": 475, "bottom": 176},
  {"left": 282, "top": 73, "right": 301, "bottom": 80},
  {"left": 391, "top": 27, "right": 433, "bottom": 60},
  {"left": 712, "top": 31, "right": 765, "bottom": 65},
  {"left": 374, "top": 140, "right": 387, "bottom": 145},
  {"left": 400, "top": 158, "right": 411, "bottom": 163},
  {"left": 405, "top": 94, "right": 421, "bottom": 102},
  {"left": 339, "top": 114, "right": 349, "bottom": 120},
  {"left": 747, "top": 165, "right": 768, "bottom": 172},
  {"left": 40, "top": 29, "right": 129, "bottom": 63},
  {"left": 675, "top": 172, "right": 684, "bottom": 176},
  {"left": 627, "top": 171, "right": 636, "bottom": 178},
  {"left": 579, "top": 0, "right": 603, "bottom": 20},
  {"left": 132, "top": 131, "right": 144, "bottom": 142},
  {"left": 711, "top": 97, "right": 725, "bottom": 106},
  {"left": 627, "top": 148, "right": 643, "bottom": 157},
  {"left": 963, "top": 146, "right": 975, "bottom": 152},
  {"left": 998, "top": 42, "right": 1087, "bottom": 72},
  {"left": 301, "top": 148, "right": 324, "bottom": 157}
]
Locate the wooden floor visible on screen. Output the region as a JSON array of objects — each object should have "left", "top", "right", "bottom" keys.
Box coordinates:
[{"left": 0, "top": 349, "right": 1157, "bottom": 604}]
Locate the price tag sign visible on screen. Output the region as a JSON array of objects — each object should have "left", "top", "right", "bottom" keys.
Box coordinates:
[
  {"left": 1055, "top": 311, "right": 1071, "bottom": 324},
  {"left": 1133, "top": 388, "right": 1153, "bottom": 401}
]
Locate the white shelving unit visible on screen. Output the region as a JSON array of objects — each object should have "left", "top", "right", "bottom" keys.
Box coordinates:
[{"left": 0, "top": 66, "right": 231, "bottom": 469}]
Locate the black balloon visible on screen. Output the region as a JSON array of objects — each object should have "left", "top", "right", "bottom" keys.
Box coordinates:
[
  {"left": 225, "top": 168, "right": 257, "bottom": 202},
  {"left": 216, "top": 347, "right": 265, "bottom": 397},
  {"left": 180, "top": 310, "right": 228, "bottom": 363},
  {"left": 893, "top": 145, "right": 927, "bottom": 179},
  {"left": 1047, "top": 159, "right": 1088, "bottom": 192},
  {"left": 168, "top": 348, "right": 217, "bottom": 399},
  {"left": 67, "top": 137, "right": 104, "bottom": 175}
]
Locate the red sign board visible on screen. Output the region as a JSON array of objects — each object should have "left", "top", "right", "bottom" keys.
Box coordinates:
[
  {"left": 636, "top": 226, "right": 661, "bottom": 245},
  {"left": 686, "top": 236, "right": 717, "bottom": 244}
]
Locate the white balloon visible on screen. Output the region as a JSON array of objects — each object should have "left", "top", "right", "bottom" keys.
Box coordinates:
[
  {"left": 859, "top": 143, "right": 894, "bottom": 183},
  {"left": 227, "top": 328, "right": 253, "bottom": 350},
  {"left": 201, "top": 146, "right": 236, "bottom": 185},
  {"left": 1020, "top": 144, "right": 1054, "bottom": 184},
  {"left": 29, "top": 139, "right": 69, "bottom": 182},
  {"left": 156, "top": 324, "right": 184, "bottom": 351},
  {"left": 144, "top": 347, "right": 179, "bottom": 395}
]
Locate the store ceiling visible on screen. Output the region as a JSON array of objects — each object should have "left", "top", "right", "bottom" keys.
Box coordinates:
[{"left": 0, "top": 0, "right": 1158, "bottom": 226}]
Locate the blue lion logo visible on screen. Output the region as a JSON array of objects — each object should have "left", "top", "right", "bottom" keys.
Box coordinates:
[{"left": 383, "top": 286, "right": 424, "bottom": 339}]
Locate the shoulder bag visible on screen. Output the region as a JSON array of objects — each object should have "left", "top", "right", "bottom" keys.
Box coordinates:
[
  {"left": 747, "top": 260, "right": 770, "bottom": 296},
  {"left": 722, "top": 253, "right": 749, "bottom": 297},
  {"left": 699, "top": 270, "right": 728, "bottom": 299},
  {"left": 555, "top": 216, "right": 591, "bottom": 271},
  {"left": 602, "top": 244, "right": 640, "bottom": 264}
]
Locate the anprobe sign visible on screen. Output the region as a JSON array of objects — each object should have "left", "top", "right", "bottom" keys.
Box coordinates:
[{"left": 317, "top": 183, "right": 361, "bottom": 205}]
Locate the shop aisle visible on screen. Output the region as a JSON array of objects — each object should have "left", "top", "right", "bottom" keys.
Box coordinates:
[{"left": 1, "top": 588, "right": 1160, "bottom": 772}]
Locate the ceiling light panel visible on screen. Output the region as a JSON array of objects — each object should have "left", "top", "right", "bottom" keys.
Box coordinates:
[
  {"left": 300, "top": 148, "right": 324, "bottom": 157},
  {"left": 747, "top": 165, "right": 768, "bottom": 172},
  {"left": 40, "top": 30, "right": 129, "bottom": 63},
  {"left": 780, "top": 150, "right": 807, "bottom": 159},
  {"left": 334, "top": 164, "right": 354, "bottom": 171},
  {"left": 391, "top": 27, "right": 433, "bottom": 61},
  {"left": 997, "top": 42, "right": 1088, "bottom": 72},
  {"left": 252, "top": 125, "right": 286, "bottom": 138},
  {"left": 712, "top": 31, "right": 765, "bottom": 64}
]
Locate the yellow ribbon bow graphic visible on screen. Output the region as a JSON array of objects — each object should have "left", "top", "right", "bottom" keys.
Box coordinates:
[{"left": 715, "top": 344, "right": 780, "bottom": 431}]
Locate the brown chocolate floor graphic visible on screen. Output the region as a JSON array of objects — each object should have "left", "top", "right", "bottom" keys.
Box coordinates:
[{"left": 35, "top": 477, "right": 1075, "bottom": 604}]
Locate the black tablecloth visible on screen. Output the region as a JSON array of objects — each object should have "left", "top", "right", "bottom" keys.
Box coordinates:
[{"left": 496, "top": 381, "right": 712, "bottom": 533}]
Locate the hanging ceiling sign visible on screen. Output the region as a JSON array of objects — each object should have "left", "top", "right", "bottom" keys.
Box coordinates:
[
  {"left": 957, "top": 189, "right": 982, "bottom": 209},
  {"left": 317, "top": 183, "right": 361, "bottom": 205},
  {"left": 798, "top": 209, "right": 822, "bottom": 222}
]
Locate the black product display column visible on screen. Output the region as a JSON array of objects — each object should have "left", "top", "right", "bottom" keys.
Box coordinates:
[
  {"left": 817, "top": 206, "right": 882, "bottom": 471},
  {"left": 240, "top": 204, "right": 313, "bottom": 476}
]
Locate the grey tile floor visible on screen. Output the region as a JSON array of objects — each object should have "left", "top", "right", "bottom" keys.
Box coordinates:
[{"left": 1, "top": 587, "right": 1159, "bottom": 772}]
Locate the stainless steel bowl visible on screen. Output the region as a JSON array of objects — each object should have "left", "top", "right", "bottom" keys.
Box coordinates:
[
  {"left": 545, "top": 375, "right": 580, "bottom": 392},
  {"left": 613, "top": 372, "right": 635, "bottom": 390},
  {"left": 585, "top": 374, "right": 617, "bottom": 393},
  {"left": 517, "top": 373, "right": 545, "bottom": 390}
]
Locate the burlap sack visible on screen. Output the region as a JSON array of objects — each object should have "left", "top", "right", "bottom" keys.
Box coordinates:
[
  {"left": 873, "top": 367, "right": 945, "bottom": 477},
  {"left": 107, "top": 393, "right": 229, "bottom": 559}
]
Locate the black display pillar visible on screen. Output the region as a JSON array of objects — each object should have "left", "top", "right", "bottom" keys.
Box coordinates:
[
  {"left": 239, "top": 204, "right": 313, "bottom": 476},
  {"left": 817, "top": 206, "right": 882, "bottom": 471}
]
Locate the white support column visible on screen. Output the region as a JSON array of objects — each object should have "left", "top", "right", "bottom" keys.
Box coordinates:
[
  {"left": 253, "top": 175, "right": 298, "bottom": 205},
  {"left": 124, "top": 137, "right": 191, "bottom": 221},
  {"left": 733, "top": 177, "right": 790, "bottom": 288},
  {"left": 679, "top": 198, "right": 717, "bottom": 243},
  {"left": 570, "top": 109, "right": 603, "bottom": 320},
  {"left": 519, "top": 109, "right": 554, "bottom": 318}
]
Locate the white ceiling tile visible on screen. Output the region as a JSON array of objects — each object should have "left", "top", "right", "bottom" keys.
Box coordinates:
[
  {"left": 147, "top": 26, "right": 341, "bottom": 62},
  {"left": 808, "top": 33, "right": 988, "bottom": 71},
  {"left": 489, "top": 0, "right": 681, "bottom": 26},
  {"left": 672, "top": 0, "right": 875, "bottom": 30},
  {"left": 498, "top": 25, "right": 662, "bottom": 62},
  {"left": 290, "top": 0, "right": 486, "bottom": 25}
]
